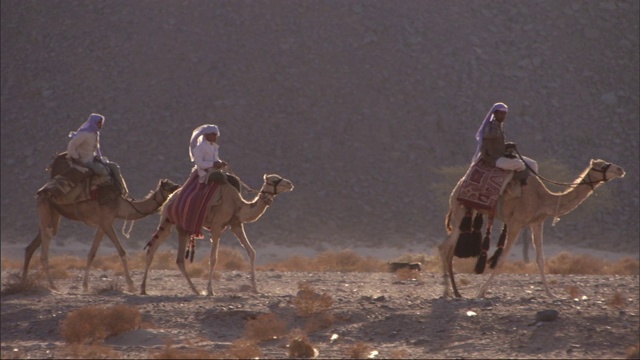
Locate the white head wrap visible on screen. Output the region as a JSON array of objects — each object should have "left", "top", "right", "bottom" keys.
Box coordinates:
[
  {"left": 471, "top": 103, "right": 508, "bottom": 163},
  {"left": 189, "top": 124, "right": 219, "bottom": 161}
]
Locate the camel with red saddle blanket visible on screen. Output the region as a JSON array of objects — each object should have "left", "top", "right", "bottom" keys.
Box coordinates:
[
  {"left": 140, "top": 173, "right": 294, "bottom": 296},
  {"left": 439, "top": 159, "right": 625, "bottom": 299},
  {"left": 22, "top": 152, "right": 180, "bottom": 293}
]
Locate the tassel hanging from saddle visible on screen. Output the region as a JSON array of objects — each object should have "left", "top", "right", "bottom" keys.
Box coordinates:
[
  {"left": 474, "top": 213, "right": 494, "bottom": 274},
  {"left": 454, "top": 208, "right": 483, "bottom": 258},
  {"left": 488, "top": 224, "right": 508, "bottom": 269},
  {"left": 185, "top": 237, "right": 196, "bottom": 263}
]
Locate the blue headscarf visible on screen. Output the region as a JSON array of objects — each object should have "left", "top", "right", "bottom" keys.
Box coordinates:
[
  {"left": 471, "top": 103, "right": 508, "bottom": 163},
  {"left": 69, "top": 113, "right": 105, "bottom": 158},
  {"left": 189, "top": 124, "right": 220, "bottom": 161}
]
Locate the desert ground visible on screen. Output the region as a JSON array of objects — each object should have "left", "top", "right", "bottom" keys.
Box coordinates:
[{"left": 1, "top": 263, "right": 638, "bottom": 359}]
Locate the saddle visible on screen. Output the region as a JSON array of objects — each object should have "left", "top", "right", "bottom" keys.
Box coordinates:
[
  {"left": 37, "top": 152, "right": 117, "bottom": 204},
  {"left": 457, "top": 159, "right": 515, "bottom": 211}
]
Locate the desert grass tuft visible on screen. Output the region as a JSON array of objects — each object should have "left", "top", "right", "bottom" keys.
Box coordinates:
[
  {"left": 607, "top": 291, "right": 627, "bottom": 309},
  {"left": 288, "top": 330, "right": 318, "bottom": 358},
  {"left": 294, "top": 282, "right": 333, "bottom": 317},
  {"left": 344, "top": 341, "right": 372, "bottom": 359},
  {"left": 61, "top": 304, "right": 141, "bottom": 344},
  {"left": 259, "top": 249, "right": 386, "bottom": 272},
  {"left": 566, "top": 285, "right": 581, "bottom": 299},
  {"left": 244, "top": 313, "right": 287, "bottom": 341},
  {"left": 626, "top": 342, "right": 640, "bottom": 359},
  {"left": 546, "top": 252, "right": 607, "bottom": 275},
  {"left": 1, "top": 272, "right": 45, "bottom": 295}
]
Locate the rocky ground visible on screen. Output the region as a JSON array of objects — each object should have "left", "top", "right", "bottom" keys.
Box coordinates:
[{"left": 1, "top": 269, "right": 638, "bottom": 359}]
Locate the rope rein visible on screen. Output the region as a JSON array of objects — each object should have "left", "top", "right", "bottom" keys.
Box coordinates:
[{"left": 514, "top": 148, "right": 609, "bottom": 189}]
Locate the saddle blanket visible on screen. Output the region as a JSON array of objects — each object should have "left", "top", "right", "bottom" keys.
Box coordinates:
[
  {"left": 167, "top": 171, "right": 220, "bottom": 238},
  {"left": 457, "top": 160, "right": 513, "bottom": 210}
]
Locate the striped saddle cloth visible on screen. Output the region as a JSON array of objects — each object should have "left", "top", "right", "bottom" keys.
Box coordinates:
[{"left": 167, "top": 171, "right": 220, "bottom": 238}]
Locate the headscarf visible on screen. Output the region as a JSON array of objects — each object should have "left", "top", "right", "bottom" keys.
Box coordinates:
[
  {"left": 471, "top": 103, "right": 508, "bottom": 163},
  {"left": 69, "top": 113, "right": 105, "bottom": 158},
  {"left": 189, "top": 124, "right": 220, "bottom": 161}
]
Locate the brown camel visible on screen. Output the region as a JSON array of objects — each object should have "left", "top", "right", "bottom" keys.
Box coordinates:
[
  {"left": 140, "top": 174, "right": 294, "bottom": 296},
  {"left": 22, "top": 178, "right": 180, "bottom": 292},
  {"left": 439, "top": 159, "right": 625, "bottom": 298}
]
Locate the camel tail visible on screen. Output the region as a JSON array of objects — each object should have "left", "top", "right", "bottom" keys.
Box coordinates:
[
  {"left": 445, "top": 211, "right": 453, "bottom": 233},
  {"left": 488, "top": 224, "right": 508, "bottom": 269},
  {"left": 144, "top": 218, "right": 171, "bottom": 253}
]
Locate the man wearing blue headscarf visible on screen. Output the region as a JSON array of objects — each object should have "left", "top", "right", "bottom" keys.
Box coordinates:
[
  {"left": 473, "top": 103, "right": 538, "bottom": 185},
  {"left": 67, "top": 113, "right": 129, "bottom": 198},
  {"left": 189, "top": 124, "right": 228, "bottom": 183}
]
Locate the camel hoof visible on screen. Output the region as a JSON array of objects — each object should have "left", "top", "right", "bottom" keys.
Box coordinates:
[{"left": 140, "top": 290, "right": 147, "bottom": 296}]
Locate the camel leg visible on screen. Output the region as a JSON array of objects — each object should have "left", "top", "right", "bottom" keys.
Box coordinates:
[
  {"left": 36, "top": 197, "right": 59, "bottom": 290},
  {"left": 22, "top": 232, "right": 42, "bottom": 283},
  {"left": 476, "top": 226, "right": 523, "bottom": 298},
  {"left": 531, "top": 222, "right": 555, "bottom": 298},
  {"left": 140, "top": 219, "right": 173, "bottom": 295},
  {"left": 206, "top": 228, "right": 224, "bottom": 296},
  {"left": 101, "top": 225, "right": 135, "bottom": 293},
  {"left": 440, "top": 206, "right": 464, "bottom": 298},
  {"left": 230, "top": 223, "right": 258, "bottom": 293},
  {"left": 83, "top": 228, "right": 105, "bottom": 292},
  {"left": 176, "top": 228, "right": 200, "bottom": 295}
]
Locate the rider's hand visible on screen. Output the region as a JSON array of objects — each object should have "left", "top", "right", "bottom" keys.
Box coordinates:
[{"left": 505, "top": 142, "right": 517, "bottom": 150}]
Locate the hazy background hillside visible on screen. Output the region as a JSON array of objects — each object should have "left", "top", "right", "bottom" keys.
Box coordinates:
[{"left": 2, "top": 0, "right": 638, "bottom": 259}]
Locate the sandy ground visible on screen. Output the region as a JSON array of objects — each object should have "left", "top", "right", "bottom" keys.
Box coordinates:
[{"left": 1, "top": 267, "right": 638, "bottom": 359}]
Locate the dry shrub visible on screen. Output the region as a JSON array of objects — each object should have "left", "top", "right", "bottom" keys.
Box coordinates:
[
  {"left": 244, "top": 313, "right": 287, "bottom": 341},
  {"left": 304, "top": 311, "right": 335, "bottom": 333},
  {"left": 607, "top": 291, "right": 627, "bottom": 309},
  {"left": 259, "top": 250, "right": 386, "bottom": 272},
  {"left": 606, "top": 257, "right": 640, "bottom": 276},
  {"left": 315, "top": 250, "right": 386, "bottom": 272},
  {"left": 294, "top": 282, "right": 333, "bottom": 317},
  {"left": 258, "top": 255, "right": 318, "bottom": 272},
  {"left": 1, "top": 272, "right": 45, "bottom": 295},
  {"left": 226, "top": 339, "right": 261, "bottom": 359},
  {"left": 566, "top": 285, "right": 581, "bottom": 299},
  {"left": 62, "top": 344, "right": 120, "bottom": 359},
  {"left": 61, "top": 304, "right": 141, "bottom": 344},
  {"left": 288, "top": 330, "right": 318, "bottom": 358},
  {"left": 546, "top": 252, "right": 606, "bottom": 275},
  {"left": 344, "top": 342, "right": 372, "bottom": 359},
  {"left": 395, "top": 268, "right": 422, "bottom": 281},
  {"left": 389, "top": 348, "right": 410, "bottom": 358},
  {"left": 1, "top": 257, "right": 22, "bottom": 271},
  {"left": 626, "top": 342, "right": 640, "bottom": 359}
]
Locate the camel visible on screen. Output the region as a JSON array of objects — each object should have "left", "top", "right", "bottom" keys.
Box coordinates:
[
  {"left": 439, "top": 159, "right": 625, "bottom": 298},
  {"left": 22, "top": 178, "right": 180, "bottom": 293},
  {"left": 140, "top": 173, "right": 294, "bottom": 296}
]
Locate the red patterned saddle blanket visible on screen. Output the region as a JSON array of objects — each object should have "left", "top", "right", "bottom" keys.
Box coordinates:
[
  {"left": 457, "top": 160, "right": 513, "bottom": 210},
  {"left": 167, "top": 171, "right": 220, "bottom": 238}
]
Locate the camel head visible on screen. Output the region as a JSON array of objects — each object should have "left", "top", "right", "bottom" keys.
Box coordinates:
[
  {"left": 260, "top": 174, "right": 294, "bottom": 197},
  {"left": 159, "top": 179, "right": 181, "bottom": 197},
  {"left": 586, "top": 159, "right": 625, "bottom": 187}
]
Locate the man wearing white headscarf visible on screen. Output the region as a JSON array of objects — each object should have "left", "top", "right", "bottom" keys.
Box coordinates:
[
  {"left": 67, "top": 113, "right": 130, "bottom": 197},
  {"left": 473, "top": 103, "right": 538, "bottom": 184},
  {"left": 189, "top": 124, "right": 228, "bottom": 183}
]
